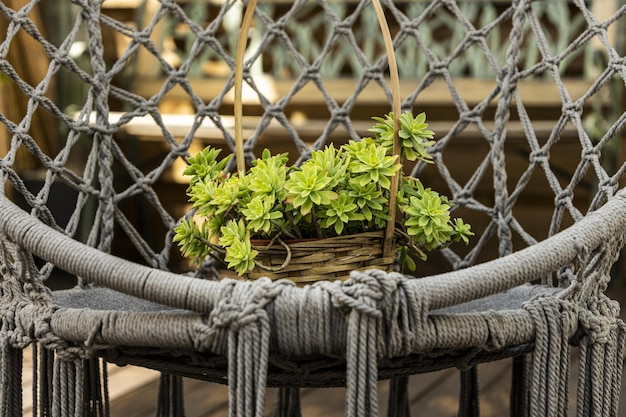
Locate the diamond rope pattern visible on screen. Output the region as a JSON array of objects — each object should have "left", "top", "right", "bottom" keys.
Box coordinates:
[{"left": 0, "top": 0, "right": 624, "bottom": 279}]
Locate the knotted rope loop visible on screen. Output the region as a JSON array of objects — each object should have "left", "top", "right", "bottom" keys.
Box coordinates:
[
  {"left": 572, "top": 296, "right": 621, "bottom": 346},
  {"left": 465, "top": 29, "right": 487, "bottom": 45},
  {"left": 0, "top": 240, "right": 51, "bottom": 351},
  {"left": 582, "top": 147, "right": 601, "bottom": 163},
  {"left": 192, "top": 279, "right": 288, "bottom": 417},
  {"left": 362, "top": 65, "right": 384, "bottom": 81},
  {"left": 596, "top": 178, "right": 619, "bottom": 200},
  {"left": 577, "top": 309, "right": 615, "bottom": 345},
  {"left": 265, "top": 104, "right": 285, "bottom": 119},
  {"left": 34, "top": 305, "right": 95, "bottom": 362},
  {"left": 330, "top": 108, "right": 349, "bottom": 123},
  {"left": 332, "top": 21, "right": 352, "bottom": 37},
  {"left": 529, "top": 149, "right": 549, "bottom": 164},
  {"left": 192, "top": 278, "right": 285, "bottom": 350},
  {"left": 266, "top": 22, "right": 286, "bottom": 38},
  {"left": 608, "top": 56, "right": 626, "bottom": 73},
  {"left": 325, "top": 270, "right": 388, "bottom": 318},
  {"left": 458, "top": 109, "right": 483, "bottom": 125},
  {"left": 428, "top": 61, "right": 449, "bottom": 76},
  {"left": 324, "top": 270, "right": 426, "bottom": 417},
  {"left": 570, "top": 295, "right": 625, "bottom": 416},
  {"left": 554, "top": 189, "right": 574, "bottom": 209},
  {"left": 329, "top": 270, "right": 387, "bottom": 417}
]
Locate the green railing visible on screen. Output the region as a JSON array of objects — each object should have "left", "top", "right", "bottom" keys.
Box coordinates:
[{"left": 166, "top": 0, "right": 590, "bottom": 79}]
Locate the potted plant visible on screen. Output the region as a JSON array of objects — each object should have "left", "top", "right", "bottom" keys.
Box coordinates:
[{"left": 173, "top": 111, "right": 473, "bottom": 283}]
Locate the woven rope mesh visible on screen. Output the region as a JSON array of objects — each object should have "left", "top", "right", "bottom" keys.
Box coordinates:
[{"left": 0, "top": 0, "right": 625, "bottom": 280}]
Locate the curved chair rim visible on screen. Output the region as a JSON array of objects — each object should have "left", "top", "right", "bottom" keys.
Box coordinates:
[
  {"left": 1, "top": 191, "right": 624, "bottom": 313},
  {"left": 14, "top": 285, "right": 544, "bottom": 384}
]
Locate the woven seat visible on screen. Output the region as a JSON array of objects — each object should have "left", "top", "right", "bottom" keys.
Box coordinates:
[{"left": 1, "top": 0, "right": 625, "bottom": 416}]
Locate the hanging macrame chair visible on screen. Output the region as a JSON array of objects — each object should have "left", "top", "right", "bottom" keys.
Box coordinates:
[{"left": 1, "top": 0, "right": 625, "bottom": 416}]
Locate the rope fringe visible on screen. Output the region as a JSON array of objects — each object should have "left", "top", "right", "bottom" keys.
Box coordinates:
[
  {"left": 524, "top": 294, "right": 625, "bottom": 417},
  {"left": 194, "top": 279, "right": 283, "bottom": 417},
  {"left": 387, "top": 376, "right": 409, "bottom": 417},
  {"left": 575, "top": 303, "right": 625, "bottom": 417},
  {"left": 524, "top": 296, "right": 576, "bottom": 417},
  {"left": 0, "top": 339, "right": 23, "bottom": 417},
  {"left": 458, "top": 367, "right": 480, "bottom": 417},
  {"left": 510, "top": 355, "right": 531, "bottom": 417},
  {"left": 156, "top": 373, "right": 186, "bottom": 417},
  {"left": 35, "top": 348, "right": 110, "bottom": 417},
  {"left": 328, "top": 271, "right": 387, "bottom": 417},
  {"left": 274, "top": 388, "right": 301, "bottom": 417}
]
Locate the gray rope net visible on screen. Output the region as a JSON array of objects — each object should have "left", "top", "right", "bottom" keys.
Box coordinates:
[{"left": 0, "top": 0, "right": 625, "bottom": 416}]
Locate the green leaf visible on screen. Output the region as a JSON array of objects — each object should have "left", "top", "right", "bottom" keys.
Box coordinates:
[
  {"left": 224, "top": 238, "right": 258, "bottom": 276},
  {"left": 219, "top": 219, "right": 247, "bottom": 247},
  {"left": 301, "top": 199, "right": 313, "bottom": 216},
  {"left": 184, "top": 146, "right": 232, "bottom": 185}
]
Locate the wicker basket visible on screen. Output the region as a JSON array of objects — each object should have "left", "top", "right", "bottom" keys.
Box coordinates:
[
  {"left": 233, "top": 0, "right": 401, "bottom": 283},
  {"left": 246, "top": 231, "right": 396, "bottom": 284}
]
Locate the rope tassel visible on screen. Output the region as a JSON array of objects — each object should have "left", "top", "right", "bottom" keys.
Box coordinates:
[
  {"left": 328, "top": 271, "right": 387, "bottom": 417},
  {"left": 575, "top": 302, "right": 626, "bottom": 417},
  {"left": 458, "top": 367, "right": 480, "bottom": 417},
  {"left": 47, "top": 351, "right": 109, "bottom": 417},
  {"left": 0, "top": 339, "right": 23, "bottom": 417},
  {"left": 523, "top": 296, "right": 576, "bottom": 417},
  {"left": 345, "top": 304, "right": 380, "bottom": 417},
  {"left": 274, "top": 388, "right": 301, "bottom": 417},
  {"left": 194, "top": 279, "right": 283, "bottom": 417},
  {"left": 387, "top": 376, "right": 409, "bottom": 417},
  {"left": 51, "top": 356, "right": 81, "bottom": 417},
  {"left": 156, "top": 373, "right": 185, "bottom": 417},
  {"left": 510, "top": 355, "right": 531, "bottom": 417},
  {"left": 228, "top": 318, "right": 270, "bottom": 417}
]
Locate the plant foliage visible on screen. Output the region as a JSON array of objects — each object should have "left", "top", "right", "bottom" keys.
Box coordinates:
[{"left": 174, "top": 112, "right": 472, "bottom": 275}]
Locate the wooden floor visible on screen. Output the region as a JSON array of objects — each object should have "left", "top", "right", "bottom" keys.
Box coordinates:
[{"left": 21, "top": 288, "right": 626, "bottom": 417}]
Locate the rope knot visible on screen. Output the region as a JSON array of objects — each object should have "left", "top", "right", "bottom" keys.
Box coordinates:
[
  {"left": 578, "top": 309, "right": 614, "bottom": 344},
  {"left": 193, "top": 278, "right": 285, "bottom": 351},
  {"left": 132, "top": 30, "right": 152, "bottom": 46},
  {"left": 523, "top": 294, "right": 579, "bottom": 342},
  {"left": 554, "top": 189, "right": 573, "bottom": 208},
  {"left": 582, "top": 147, "right": 601, "bottom": 162},
  {"left": 362, "top": 66, "right": 382, "bottom": 81},
  {"left": 562, "top": 102, "right": 582, "bottom": 118},
  {"left": 529, "top": 149, "right": 549, "bottom": 164},
  {"left": 208, "top": 299, "right": 258, "bottom": 331},
  {"left": 330, "top": 108, "right": 349, "bottom": 123},
  {"left": 609, "top": 56, "right": 626, "bottom": 72},
  {"left": 198, "top": 279, "right": 284, "bottom": 417},
  {"left": 333, "top": 22, "right": 352, "bottom": 36},
  {"left": 265, "top": 104, "right": 285, "bottom": 118},
  {"left": 576, "top": 297, "right": 620, "bottom": 345},
  {"left": 325, "top": 270, "right": 401, "bottom": 417},
  {"left": 325, "top": 270, "right": 397, "bottom": 319},
  {"left": 459, "top": 109, "right": 482, "bottom": 124},
  {"left": 466, "top": 29, "right": 486, "bottom": 44},
  {"left": 428, "top": 61, "right": 448, "bottom": 76},
  {"left": 267, "top": 22, "right": 286, "bottom": 38}
]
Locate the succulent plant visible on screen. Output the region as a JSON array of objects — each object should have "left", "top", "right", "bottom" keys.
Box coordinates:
[{"left": 174, "top": 111, "right": 473, "bottom": 275}]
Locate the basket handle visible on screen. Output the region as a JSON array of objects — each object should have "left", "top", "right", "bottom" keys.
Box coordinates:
[
  {"left": 370, "top": 0, "right": 402, "bottom": 258},
  {"left": 234, "top": 0, "right": 258, "bottom": 174},
  {"left": 234, "top": 0, "right": 401, "bottom": 256}
]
